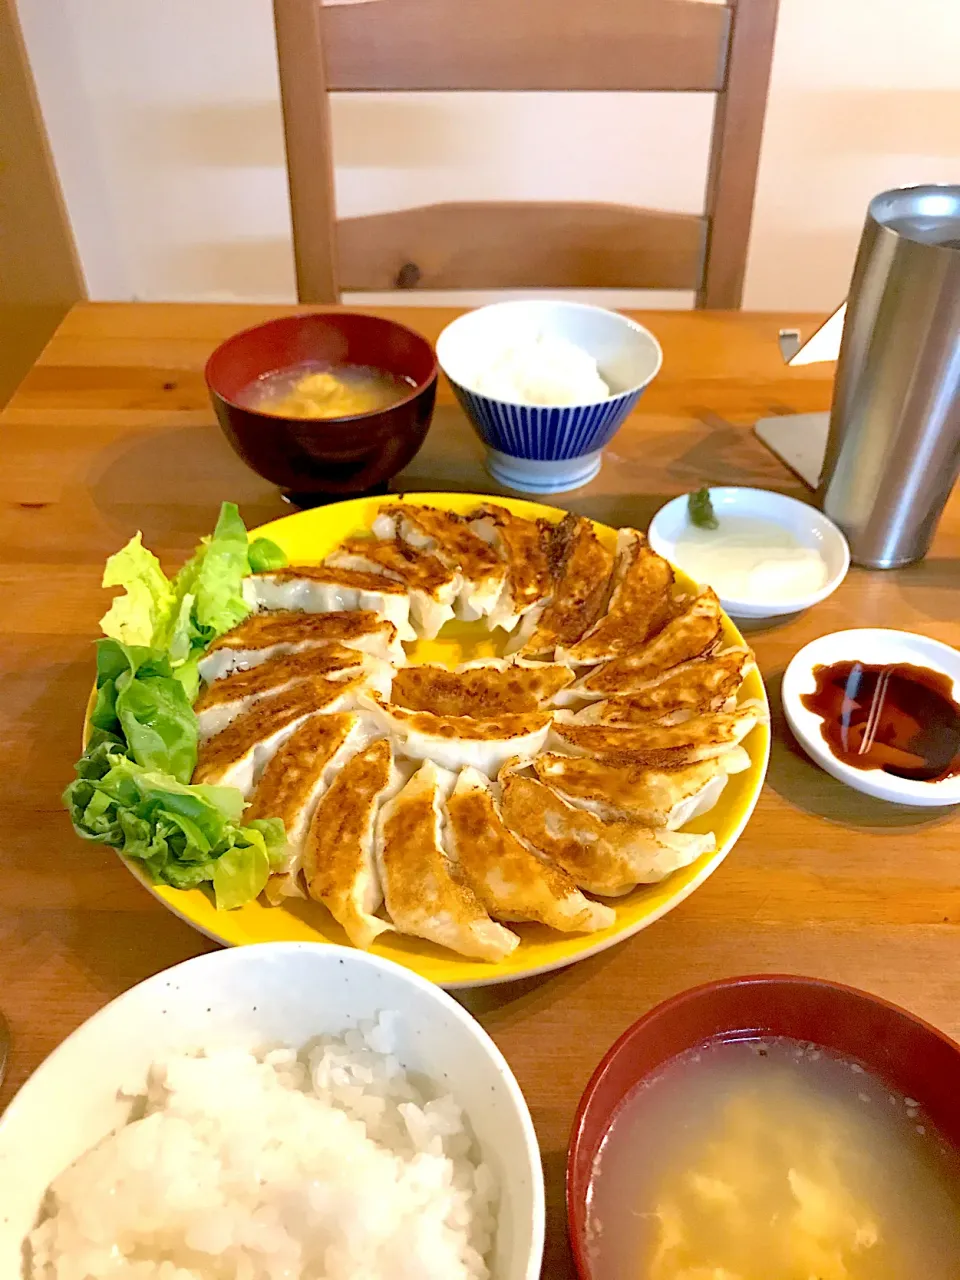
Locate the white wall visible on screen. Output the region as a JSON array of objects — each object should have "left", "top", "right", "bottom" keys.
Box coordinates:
[
  {"left": 744, "top": 0, "right": 960, "bottom": 309},
  {"left": 17, "top": 0, "right": 960, "bottom": 311}
]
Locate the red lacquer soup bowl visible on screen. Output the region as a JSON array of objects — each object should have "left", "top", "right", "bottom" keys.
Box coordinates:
[
  {"left": 205, "top": 312, "right": 438, "bottom": 501},
  {"left": 567, "top": 974, "right": 960, "bottom": 1278}
]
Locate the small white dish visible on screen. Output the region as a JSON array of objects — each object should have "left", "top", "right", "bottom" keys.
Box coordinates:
[
  {"left": 782, "top": 627, "right": 960, "bottom": 807},
  {"left": 648, "top": 487, "right": 850, "bottom": 619},
  {"left": 0, "top": 943, "right": 544, "bottom": 1280}
]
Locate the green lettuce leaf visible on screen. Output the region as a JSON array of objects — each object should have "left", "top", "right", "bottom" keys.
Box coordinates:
[
  {"left": 212, "top": 840, "right": 269, "bottom": 911},
  {"left": 97, "top": 504, "right": 287, "bottom": 688},
  {"left": 69, "top": 503, "right": 293, "bottom": 910},
  {"left": 172, "top": 652, "right": 201, "bottom": 703},
  {"left": 99, "top": 532, "right": 176, "bottom": 648},
  {"left": 64, "top": 748, "right": 288, "bottom": 909},
  {"left": 247, "top": 536, "right": 287, "bottom": 574},
  {"left": 172, "top": 501, "right": 251, "bottom": 647},
  {"left": 93, "top": 639, "right": 198, "bottom": 782}
]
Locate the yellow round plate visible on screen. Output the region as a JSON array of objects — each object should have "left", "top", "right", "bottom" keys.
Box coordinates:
[{"left": 106, "top": 493, "right": 770, "bottom": 988}]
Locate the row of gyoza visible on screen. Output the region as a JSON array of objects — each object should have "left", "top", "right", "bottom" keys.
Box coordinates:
[{"left": 188, "top": 502, "right": 764, "bottom": 961}]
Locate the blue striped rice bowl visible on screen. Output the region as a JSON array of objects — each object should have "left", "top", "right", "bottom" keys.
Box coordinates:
[{"left": 437, "top": 301, "right": 662, "bottom": 494}]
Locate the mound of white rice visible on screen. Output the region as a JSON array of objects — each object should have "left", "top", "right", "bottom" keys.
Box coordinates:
[
  {"left": 28, "top": 1013, "right": 496, "bottom": 1280},
  {"left": 470, "top": 333, "right": 610, "bottom": 406}
]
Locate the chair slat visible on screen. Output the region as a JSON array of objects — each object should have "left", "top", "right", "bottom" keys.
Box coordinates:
[
  {"left": 324, "top": 0, "right": 731, "bottom": 92},
  {"left": 338, "top": 202, "right": 705, "bottom": 291}
]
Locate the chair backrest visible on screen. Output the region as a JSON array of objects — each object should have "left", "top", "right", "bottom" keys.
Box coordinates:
[{"left": 273, "top": 0, "right": 779, "bottom": 307}]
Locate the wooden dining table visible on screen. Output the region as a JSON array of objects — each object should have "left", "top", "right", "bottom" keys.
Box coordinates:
[{"left": 3, "top": 302, "right": 960, "bottom": 1276}]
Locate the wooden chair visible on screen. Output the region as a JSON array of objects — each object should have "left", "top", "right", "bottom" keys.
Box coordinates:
[{"left": 273, "top": 0, "right": 779, "bottom": 308}]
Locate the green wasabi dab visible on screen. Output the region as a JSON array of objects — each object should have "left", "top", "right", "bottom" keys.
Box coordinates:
[{"left": 688, "top": 486, "right": 719, "bottom": 531}]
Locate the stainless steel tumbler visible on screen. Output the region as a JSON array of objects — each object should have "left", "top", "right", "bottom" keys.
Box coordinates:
[{"left": 818, "top": 185, "right": 960, "bottom": 568}]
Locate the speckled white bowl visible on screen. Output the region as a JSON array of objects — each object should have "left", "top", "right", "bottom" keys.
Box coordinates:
[{"left": 0, "top": 943, "right": 544, "bottom": 1280}]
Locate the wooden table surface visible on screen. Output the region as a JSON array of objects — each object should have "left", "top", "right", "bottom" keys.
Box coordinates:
[{"left": 4, "top": 303, "right": 960, "bottom": 1276}]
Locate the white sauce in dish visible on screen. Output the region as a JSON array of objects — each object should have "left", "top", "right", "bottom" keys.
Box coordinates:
[{"left": 674, "top": 515, "right": 829, "bottom": 603}]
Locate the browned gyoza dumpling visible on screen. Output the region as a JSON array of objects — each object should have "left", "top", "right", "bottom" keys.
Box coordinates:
[
  {"left": 467, "top": 502, "right": 554, "bottom": 632},
  {"left": 390, "top": 659, "right": 573, "bottom": 717},
  {"left": 530, "top": 750, "right": 749, "bottom": 827},
  {"left": 572, "top": 589, "right": 724, "bottom": 696},
  {"left": 444, "top": 767, "right": 614, "bottom": 931},
  {"left": 372, "top": 503, "right": 507, "bottom": 622},
  {"left": 558, "top": 529, "right": 675, "bottom": 666},
  {"left": 197, "top": 609, "right": 405, "bottom": 682},
  {"left": 560, "top": 649, "right": 754, "bottom": 717},
  {"left": 375, "top": 760, "right": 519, "bottom": 961},
  {"left": 499, "top": 767, "right": 714, "bottom": 897},
  {"left": 242, "top": 564, "right": 416, "bottom": 640},
  {"left": 360, "top": 692, "right": 552, "bottom": 775},
  {"left": 324, "top": 536, "right": 461, "bottom": 638},
  {"left": 302, "top": 737, "right": 400, "bottom": 949},
  {"left": 511, "top": 513, "right": 615, "bottom": 659},
  {"left": 192, "top": 675, "right": 368, "bottom": 793},
  {"left": 245, "top": 712, "right": 370, "bottom": 902},
  {"left": 550, "top": 703, "right": 764, "bottom": 768},
  {"left": 193, "top": 645, "right": 393, "bottom": 738}
]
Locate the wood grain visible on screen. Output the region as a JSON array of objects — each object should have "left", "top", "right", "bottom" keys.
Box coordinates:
[
  {"left": 321, "top": 0, "right": 731, "bottom": 92},
  {"left": 273, "top": 0, "right": 340, "bottom": 302},
  {"left": 699, "top": 0, "right": 781, "bottom": 308},
  {"left": 338, "top": 203, "right": 706, "bottom": 291},
  {"left": 8, "top": 303, "right": 960, "bottom": 1279}
]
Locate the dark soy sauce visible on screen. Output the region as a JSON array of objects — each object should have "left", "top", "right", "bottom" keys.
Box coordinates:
[{"left": 801, "top": 660, "right": 960, "bottom": 782}]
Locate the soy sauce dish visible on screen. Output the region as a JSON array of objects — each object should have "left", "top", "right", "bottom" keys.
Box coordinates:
[
  {"left": 782, "top": 628, "right": 960, "bottom": 806},
  {"left": 648, "top": 488, "right": 849, "bottom": 620}
]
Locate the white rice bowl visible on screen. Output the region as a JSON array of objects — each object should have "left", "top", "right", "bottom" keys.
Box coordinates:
[{"left": 0, "top": 945, "right": 543, "bottom": 1280}]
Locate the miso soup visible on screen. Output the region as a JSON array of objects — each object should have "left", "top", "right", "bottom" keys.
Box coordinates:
[
  {"left": 586, "top": 1036, "right": 960, "bottom": 1279},
  {"left": 243, "top": 361, "right": 414, "bottom": 419}
]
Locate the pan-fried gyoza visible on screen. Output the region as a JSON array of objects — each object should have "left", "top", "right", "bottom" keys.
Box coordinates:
[
  {"left": 323, "top": 536, "right": 461, "bottom": 638},
  {"left": 558, "top": 529, "right": 675, "bottom": 666},
  {"left": 467, "top": 502, "right": 554, "bottom": 632},
  {"left": 570, "top": 588, "right": 724, "bottom": 696},
  {"left": 390, "top": 658, "right": 574, "bottom": 717},
  {"left": 511, "top": 512, "right": 615, "bottom": 658},
  {"left": 444, "top": 766, "right": 615, "bottom": 932},
  {"left": 197, "top": 609, "right": 406, "bottom": 682},
  {"left": 499, "top": 766, "right": 715, "bottom": 897},
  {"left": 245, "top": 713, "right": 369, "bottom": 902},
  {"left": 192, "top": 675, "right": 368, "bottom": 793},
  {"left": 193, "top": 645, "right": 393, "bottom": 738},
  {"left": 359, "top": 692, "right": 553, "bottom": 776},
  {"left": 242, "top": 563, "right": 416, "bottom": 640},
  {"left": 530, "top": 750, "right": 749, "bottom": 828},
  {"left": 376, "top": 760, "right": 520, "bottom": 961},
  {"left": 146, "top": 499, "right": 767, "bottom": 960},
  {"left": 372, "top": 503, "right": 507, "bottom": 621},
  {"left": 551, "top": 704, "right": 765, "bottom": 766},
  {"left": 302, "top": 737, "right": 400, "bottom": 949}
]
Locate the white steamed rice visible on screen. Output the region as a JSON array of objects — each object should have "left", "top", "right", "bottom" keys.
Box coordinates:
[
  {"left": 470, "top": 333, "right": 610, "bottom": 406},
  {"left": 28, "top": 1013, "right": 496, "bottom": 1280}
]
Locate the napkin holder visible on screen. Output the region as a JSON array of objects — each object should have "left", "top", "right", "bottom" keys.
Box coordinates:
[{"left": 753, "top": 302, "right": 845, "bottom": 488}]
